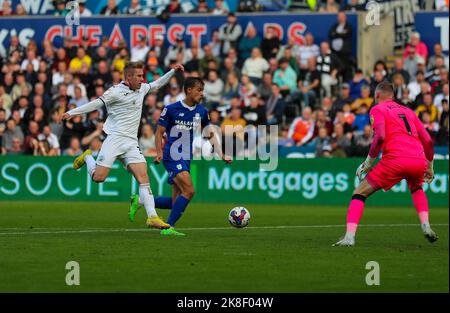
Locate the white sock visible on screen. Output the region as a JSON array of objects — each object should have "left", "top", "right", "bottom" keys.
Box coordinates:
[
  {"left": 139, "top": 183, "right": 157, "bottom": 218},
  {"left": 85, "top": 154, "right": 96, "bottom": 178}
]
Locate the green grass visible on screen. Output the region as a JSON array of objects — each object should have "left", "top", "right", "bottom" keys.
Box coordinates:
[{"left": 0, "top": 201, "right": 448, "bottom": 292}]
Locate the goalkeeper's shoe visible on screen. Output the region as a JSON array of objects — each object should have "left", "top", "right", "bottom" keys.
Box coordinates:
[
  {"left": 73, "top": 149, "right": 92, "bottom": 170},
  {"left": 422, "top": 224, "right": 439, "bottom": 243},
  {"left": 129, "top": 194, "right": 141, "bottom": 222},
  {"left": 333, "top": 234, "right": 355, "bottom": 247},
  {"left": 160, "top": 228, "right": 186, "bottom": 236},
  {"left": 146, "top": 216, "right": 170, "bottom": 230}
]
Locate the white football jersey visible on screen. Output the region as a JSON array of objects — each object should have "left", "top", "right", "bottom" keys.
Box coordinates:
[
  {"left": 66, "top": 69, "right": 175, "bottom": 139},
  {"left": 99, "top": 82, "right": 153, "bottom": 139}
]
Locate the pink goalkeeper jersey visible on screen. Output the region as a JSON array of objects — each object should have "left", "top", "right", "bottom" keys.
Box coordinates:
[{"left": 370, "top": 100, "right": 427, "bottom": 160}]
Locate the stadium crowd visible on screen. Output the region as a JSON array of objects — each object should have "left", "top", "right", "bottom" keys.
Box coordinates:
[{"left": 0, "top": 2, "right": 448, "bottom": 158}]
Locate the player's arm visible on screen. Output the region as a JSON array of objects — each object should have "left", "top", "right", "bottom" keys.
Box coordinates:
[
  {"left": 204, "top": 124, "right": 232, "bottom": 164},
  {"left": 356, "top": 107, "right": 385, "bottom": 180},
  {"left": 414, "top": 115, "right": 435, "bottom": 183},
  {"left": 62, "top": 98, "right": 104, "bottom": 120},
  {"left": 154, "top": 124, "right": 165, "bottom": 164},
  {"left": 146, "top": 64, "right": 184, "bottom": 93},
  {"left": 154, "top": 107, "right": 171, "bottom": 164}
]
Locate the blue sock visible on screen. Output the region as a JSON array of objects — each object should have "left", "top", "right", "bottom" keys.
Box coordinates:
[
  {"left": 154, "top": 197, "right": 172, "bottom": 210},
  {"left": 167, "top": 195, "right": 190, "bottom": 227}
]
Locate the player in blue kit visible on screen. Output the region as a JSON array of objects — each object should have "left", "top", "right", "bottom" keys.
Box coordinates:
[{"left": 129, "top": 77, "right": 231, "bottom": 236}]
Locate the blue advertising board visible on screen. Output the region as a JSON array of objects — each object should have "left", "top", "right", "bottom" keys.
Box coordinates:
[
  {"left": 414, "top": 11, "right": 449, "bottom": 54},
  {"left": 0, "top": 13, "right": 357, "bottom": 56}
]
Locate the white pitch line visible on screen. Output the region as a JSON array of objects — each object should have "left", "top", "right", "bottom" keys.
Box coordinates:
[{"left": 0, "top": 224, "right": 448, "bottom": 236}]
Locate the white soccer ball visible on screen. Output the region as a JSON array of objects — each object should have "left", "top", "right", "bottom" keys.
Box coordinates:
[{"left": 228, "top": 207, "right": 251, "bottom": 228}]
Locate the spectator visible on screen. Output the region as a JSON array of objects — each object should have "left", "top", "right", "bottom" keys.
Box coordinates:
[
  {"left": 422, "top": 111, "right": 439, "bottom": 142},
  {"left": 2, "top": 118, "right": 24, "bottom": 152},
  {"left": 150, "top": 34, "right": 168, "bottom": 66},
  {"left": 319, "top": 0, "right": 340, "bottom": 13},
  {"left": 123, "top": 0, "right": 143, "bottom": 15},
  {"left": 69, "top": 86, "right": 89, "bottom": 108},
  {"left": 147, "top": 109, "right": 161, "bottom": 133},
  {"left": 403, "top": 46, "right": 422, "bottom": 80},
  {"left": 0, "top": 0, "right": 13, "bottom": 16},
  {"left": 222, "top": 71, "right": 240, "bottom": 106},
  {"left": 112, "top": 48, "right": 129, "bottom": 73},
  {"left": 434, "top": 83, "right": 449, "bottom": 113},
  {"left": 87, "top": 136, "right": 102, "bottom": 157},
  {"left": 352, "top": 103, "right": 370, "bottom": 132},
  {"left": 63, "top": 137, "right": 83, "bottom": 156},
  {"left": 23, "top": 120, "right": 41, "bottom": 154},
  {"left": 0, "top": 85, "right": 13, "bottom": 113},
  {"left": 314, "top": 127, "right": 332, "bottom": 157},
  {"left": 239, "top": 74, "right": 257, "bottom": 107},
  {"left": 6, "top": 137, "right": 23, "bottom": 155},
  {"left": 193, "top": 0, "right": 210, "bottom": 13},
  {"left": 428, "top": 43, "right": 449, "bottom": 71},
  {"left": 260, "top": 26, "right": 280, "bottom": 60},
  {"left": 166, "top": 0, "right": 182, "bottom": 13},
  {"left": 313, "top": 108, "right": 333, "bottom": 137},
  {"left": 389, "top": 58, "right": 410, "bottom": 85},
  {"left": 392, "top": 72, "right": 407, "bottom": 100},
  {"left": 131, "top": 36, "right": 150, "bottom": 62},
  {"left": 242, "top": 48, "right": 269, "bottom": 85},
  {"left": 331, "top": 123, "right": 351, "bottom": 157},
  {"left": 266, "top": 83, "right": 285, "bottom": 125},
  {"left": 408, "top": 70, "right": 426, "bottom": 101},
  {"left": 416, "top": 92, "right": 439, "bottom": 122},
  {"left": 11, "top": 72, "right": 32, "bottom": 102},
  {"left": 218, "top": 13, "right": 242, "bottom": 57},
  {"left": 316, "top": 41, "right": 340, "bottom": 97},
  {"left": 0, "top": 109, "right": 6, "bottom": 128},
  {"left": 351, "top": 124, "right": 373, "bottom": 156},
  {"left": 49, "top": 109, "right": 63, "bottom": 140},
  {"left": 212, "top": 0, "right": 230, "bottom": 15},
  {"left": 79, "top": 0, "right": 93, "bottom": 17},
  {"left": 288, "top": 107, "right": 315, "bottom": 146},
  {"left": 280, "top": 45, "right": 300, "bottom": 77},
  {"left": 221, "top": 107, "right": 247, "bottom": 151},
  {"left": 238, "top": 24, "right": 261, "bottom": 62},
  {"left": 53, "top": 0, "right": 69, "bottom": 16},
  {"left": 273, "top": 57, "right": 297, "bottom": 95},
  {"left": 204, "top": 70, "right": 224, "bottom": 108},
  {"left": 369, "top": 70, "right": 386, "bottom": 96},
  {"left": 163, "top": 81, "right": 184, "bottom": 107},
  {"left": 399, "top": 87, "right": 415, "bottom": 109},
  {"left": 329, "top": 11, "right": 354, "bottom": 81},
  {"left": 257, "top": 72, "right": 273, "bottom": 102},
  {"left": 69, "top": 47, "right": 92, "bottom": 74},
  {"left": 298, "top": 57, "right": 321, "bottom": 108},
  {"left": 348, "top": 69, "right": 369, "bottom": 100},
  {"left": 100, "top": 0, "right": 119, "bottom": 15},
  {"left": 139, "top": 124, "right": 156, "bottom": 157},
  {"left": 331, "top": 83, "right": 353, "bottom": 120},
  {"left": 209, "top": 109, "right": 221, "bottom": 127},
  {"left": 38, "top": 125, "right": 60, "bottom": 155},
  {"left": 437, "top": 99, "right": 449, "bottom": 145},
  {"left": 297, "top": 32, "right": 320, "bottom": 75},
  {"left": 403, "top": 32, "right": 429, "bottom": 61},
  {"left": 164, "top": 35, "right": 187, "bottom": 67},
  {"left": 60, "top": 113, "right": 84, "bottom": 149},
  {"left": 21, "top": 49, "right": 39, "bottom": 72},
  {"left": 201, "top": 31, "right": 218, "bottom": 59},
  {"left": 351, "top": 85, "right": 373, "bottom": 113}
]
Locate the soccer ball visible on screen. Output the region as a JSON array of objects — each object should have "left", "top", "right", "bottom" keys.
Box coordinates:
[{"left": 228, "top": 207, "right": 250, "bottom": 228}]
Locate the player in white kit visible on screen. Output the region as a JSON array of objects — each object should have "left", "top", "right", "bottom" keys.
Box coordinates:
[{"left": 62, "top": 61, "right": 184, "bottom": 229}]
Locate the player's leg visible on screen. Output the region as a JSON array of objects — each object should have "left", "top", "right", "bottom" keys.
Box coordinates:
[
  {"left": 407, "top": 160, "right": 438, "bottom": 243},
  {"left": 127, "top": 162, "right": 169, "bottom": 229},
  {"left": 160, "top": 183, "right": 185, "bottom": 236},
  {"left": 166, "top": 171, "right": 194, "bottom": 227},
  {"left": 154, "top": 197, "right": 173, "bottom": 210},
  {"left": 333, "top": 179, "right": 378, "bottom": 246}
]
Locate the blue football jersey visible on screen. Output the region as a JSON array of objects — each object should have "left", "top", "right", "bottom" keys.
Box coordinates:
[{"left": 158, "top": 101, "right": 210, "bottom": 161}]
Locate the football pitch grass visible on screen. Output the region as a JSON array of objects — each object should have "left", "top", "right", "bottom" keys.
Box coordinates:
[{"left": 0, "top": 201, "right": 448, "bottom": 293}]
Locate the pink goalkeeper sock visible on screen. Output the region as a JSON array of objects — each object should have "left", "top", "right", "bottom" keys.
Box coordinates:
[
  {"left": 412, "top": 189, "right": 429, "bottom": 224},
  {"left": 346, "top": 199, "right": 365, "bottom": 235}
]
